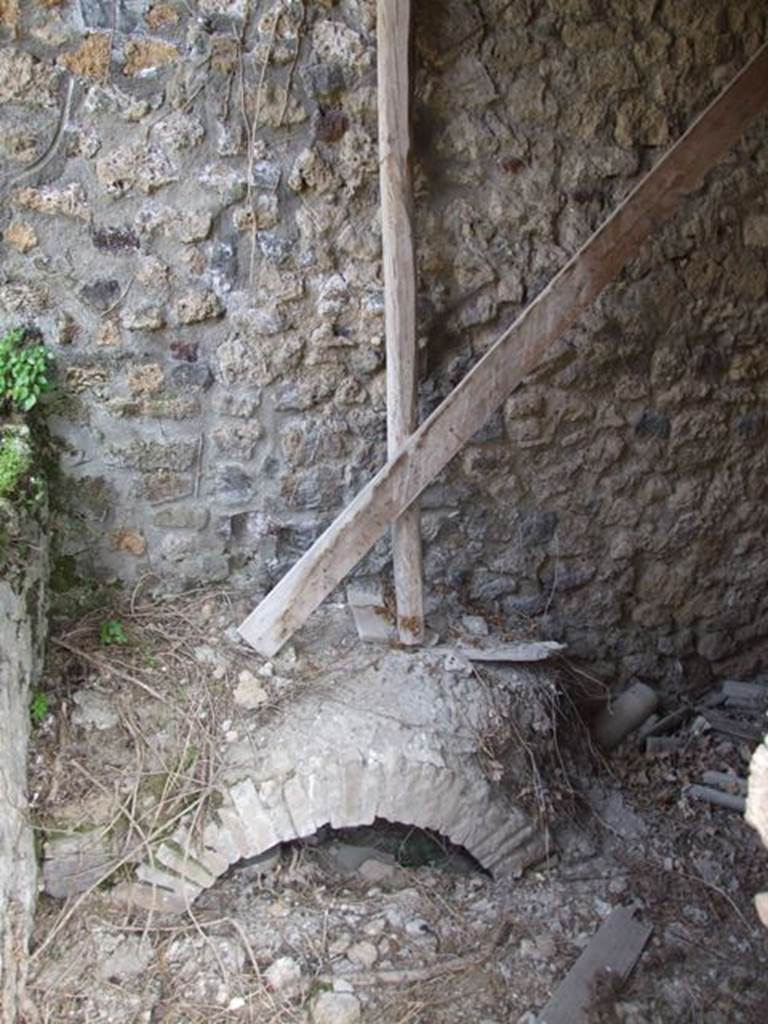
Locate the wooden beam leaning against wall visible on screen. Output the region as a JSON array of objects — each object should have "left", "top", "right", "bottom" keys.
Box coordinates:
[
  {"left": 238, "top": 42, "right": 768, "bottom": 659},
  {"left": 378, "top": 0, "right": 424, "bottom": 645}
]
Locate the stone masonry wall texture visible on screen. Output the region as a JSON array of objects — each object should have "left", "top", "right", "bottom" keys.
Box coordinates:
[{"left": 1, "top": 1, "right": 767, "bottom": 687}]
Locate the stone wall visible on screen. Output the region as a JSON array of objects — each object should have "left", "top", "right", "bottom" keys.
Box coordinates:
[
  {"left": 1, "top": 0, "right": 767, "bottom": 687},
  {"left": 0, "top": 461, "right": 48, "bottom": 1024}
]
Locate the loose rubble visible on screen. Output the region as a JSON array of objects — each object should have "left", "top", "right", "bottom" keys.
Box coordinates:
[{"left": 24, "top": 594, "right": 768, "bottom": 1022}]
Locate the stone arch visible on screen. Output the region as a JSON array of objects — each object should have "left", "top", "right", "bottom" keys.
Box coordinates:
[{"left": 112, "top": 650, "right": 553, "bottom": 914}]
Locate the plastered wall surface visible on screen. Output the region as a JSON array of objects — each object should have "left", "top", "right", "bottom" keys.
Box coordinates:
[{"left": 1, "top": 0, "right": 767, "bottom": 686}]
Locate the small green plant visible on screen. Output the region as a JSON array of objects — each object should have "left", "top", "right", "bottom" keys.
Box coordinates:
[
  {"left": 0, "top": 327, "right": 55, "bottom": 414},
  {"left": 30, "top": 691, "right": 50, "bottom": 726},
  {"left": 99, "top": 618, "right": 130, "bottom": 646}
]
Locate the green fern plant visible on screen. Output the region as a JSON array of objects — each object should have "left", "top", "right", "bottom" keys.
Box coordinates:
[{"left": 0, "top": 327, "right": 55, "bottom": 414}]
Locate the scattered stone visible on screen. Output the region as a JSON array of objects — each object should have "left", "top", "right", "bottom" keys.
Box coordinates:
[
  {"left": 288, "top": 147, "right": 335, "bottom": 193},
  {"left": 312, "top": 20, "right": 368, "bottom": 71},
  {"left": 98, "top": 936, "right": 154, "bottom": 982},
  {"left": 169, "top": 362, "right": 213, "bottom": 390},
  {"left": 312, "top": 991, "right": 361, "bottom": 1024},
  {"left": 153, "top": 506, "right": 209, "bottom": 530},
  {"left": 200, "top": 164, "right": 247, "bottom": 203},
  {"left": 108, "top": 439, "right": 199, "bottom": 472},
  {"left": 174, "top": 289, "right": 224, "bottom": 324},
  {"left": 96, "top": 320, "right": 123, "bottom": 346},
  {"left": 346, "top": 940, "right": 378, "bottom": 968},
  {"left": 152, "top": 111, "right": 205, "bottom": 151},
  {"left": 170, "top": 210, "right": 212, "bottom": 243},
  {"left": 83, "top": 81, "right": 153, "bottom": 120},
  {"left": 123, "top": 39, "right": 179, "bottom": 76},
  {"left": 264, "top": 955, "right": 302, "bottom": 997},
  {"left": 358, "top": 859, "right": 396, "bottom": 884},
  {"left": 211, "top": 422, "right": 262, "bottom": 460},
  {"left": 461, "top": 615, "right": 489, "bottom": 637},
  {"left": 212, "top": 392, "right": 260, "bottom": 418},
  {"left": 233, "top": 194, "right": 279, "bottom": 231},
  {"left": 615, "top": 95, "right": 669, "bottom": 147},
  {"left": 121, "top": 305, "right": 166, "bottom": 331},
  {"left": 233, "top": 670, "right": 268, "bottom": 709},
  {"left": 127, "top": 364, "right": 165, "bottom": 396},
  {"left": 142, "top": 469, "right": 192, "bottom": 501},
  {"left": 92, "top": 224, "right": 140, "bottom": 252},
  {"left": 13, "top": 184, "right": 89, "bottom": 220},
  {"left": 217, "top": 332, "right": 303, "bottom": 387},
  {"left": 0, "top": 127, "right": 38, "bottom": 163},
  {"left": 71, "top": 689, "right": 120, "bottom": 730},
  {"left": 4, "top": 221, "right": 38, "bottom": 253},
  {"left": 0, "top": 47, "right": 57, "bottom": 107},
  {"left": 146, "top": 3, "right": 180, "bottom": 30},
  {"left": 199, "top": 0, "right": 249, "bottom": 18},
  {"left": 43, "top": 830, "right": 117, "bottom": 898},
  {"left": 744, "top": 214, "right": 768, "bottom": 248},
  {"left": 58, "top": 33, "right": 111, "bottom": 80},
  {"left": 96, "top": 144, "right": 177, "bottom": 196},
  {"left": 111, "top": 528, "right": 147, "bottom": 556},
  {"left": 0, "top": 280, "right": 48, "bottom": 314},
  {"left": 80, "top": 278, "right": 121, "bottom": 312}
]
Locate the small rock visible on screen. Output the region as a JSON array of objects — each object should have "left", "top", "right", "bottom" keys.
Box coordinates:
[
  {"left": 461, "top": 614, "right": 489, "bottom": 637},
  {"left": 99, "top": 936, "right": 154, "bottom": 982},
  {"left": 358, "top": 859, "right": 395, "bottom": 883},
  {"left": 328, "top": 934, "right": 352, "bottom": 957},
  {"left": 233, "top": 670, "right": 268, "bottom": 709},
  {"left": 405, "top": 918, "right": 432, "bottom": 938},
  {"left": 312, "top": 991, "right": 361, "bottom": 1024},
  {"left": 362, "top": 918, "right": 386, "bottom": 938},
  {"left": 265, "top": 955, "right": 302, "bottom": 997},
  {"left": 71, "top": 689, "right": 119, "bottom": 730},
  {"left": 174, "top": 289, "right": 223, "bottom": 324},
  {"left": 346, "top": 940, "right": 377, "bottom": 969},
  {"left": 4, "top": 221, "right": 38, "bottom": 253}
]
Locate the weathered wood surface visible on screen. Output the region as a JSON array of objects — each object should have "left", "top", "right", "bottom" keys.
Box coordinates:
[
  {"left": 378, "top": 0, "right": 424, "bottom": 644},
  {"left": 453, "top": 641, "right": 566, "bottom": 662},
  {"left": 239, "top": 43, "right": 768, "bottom": 658},
  {"left": 538, "top": 906, "right": 652, "bottom": 1024}
]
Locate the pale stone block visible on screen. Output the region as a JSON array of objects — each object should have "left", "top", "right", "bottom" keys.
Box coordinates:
[
  {"left": 155, "top": 842, "right": 215, "bottom": 888},
  {"left": 229, "top": 778, "right": 281, "bottom": 853}
]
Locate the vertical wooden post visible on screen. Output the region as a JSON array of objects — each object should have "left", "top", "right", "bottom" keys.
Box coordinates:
[{"left": 377, "top": 0, "right": 425, "bottom": 644}]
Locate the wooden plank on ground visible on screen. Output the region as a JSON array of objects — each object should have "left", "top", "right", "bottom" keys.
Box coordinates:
[
  {"left": 239, "top": 43, "right": 768, "bottom": 658},
  {"left": 538, "top": 906, "right": 652, "bottom": 1024},
  {"left": 378, "top": 0, "right": 424, "bottom": 645},
  {"left": 453, "top": 641, "right": 567, "bottom": 662}
]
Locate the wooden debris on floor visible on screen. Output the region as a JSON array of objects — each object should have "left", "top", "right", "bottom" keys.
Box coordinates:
[
  {"left": 452, "top": 641, "right": 566, "bottom": 663},
  {"left": 538, "top": 906, "right": 652, "bottom": 1024},
  {"left": 346, "top": 583, "right": 396, "bottom": 643}
]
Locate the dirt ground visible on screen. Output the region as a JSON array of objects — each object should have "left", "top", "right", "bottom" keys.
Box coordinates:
[{"left": 24, "top": 589, "right": 768, "bottom": 1023}]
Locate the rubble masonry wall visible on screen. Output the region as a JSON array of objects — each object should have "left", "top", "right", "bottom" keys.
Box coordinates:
[{"left": 1, "top": 0, "right": 767, "bottom": 686}]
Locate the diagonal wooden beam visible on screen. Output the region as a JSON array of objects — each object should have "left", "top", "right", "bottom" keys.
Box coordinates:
[
  {"left": 239, "top": 43, "right": 768, "bottom": 658},
  {"left": 378, "top": 0, "right": 425, "bottom": 645}
]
